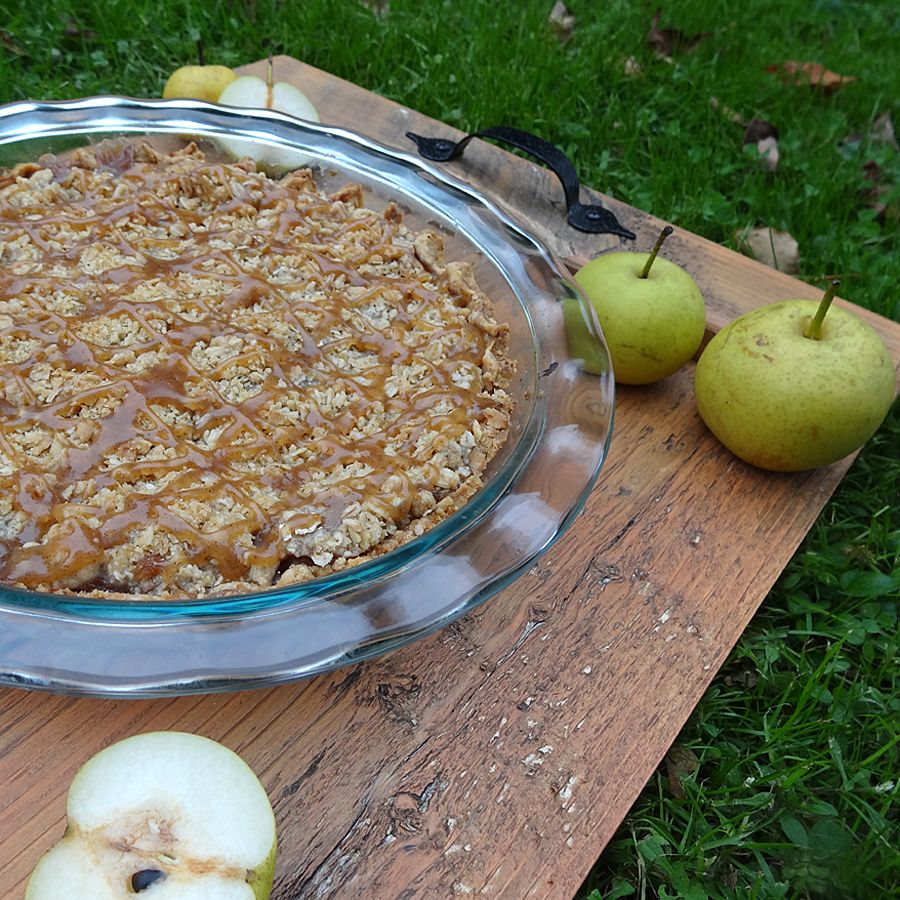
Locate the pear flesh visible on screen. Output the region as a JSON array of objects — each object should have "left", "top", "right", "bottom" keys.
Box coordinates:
[
  {"left": 574, "top": 252, "right": 706, "bottom": 385},
  {"left": 163, "top": 65, "right": 237, "bottom": 103},
  {"left": 216, "top": 75, "right": 320, "bottom": 171},
  {"left": 694, "top": 300, "right": 895, "bottom": 471},
  {"left": 26, "top": 732, "right": 277, "bottom": 900}
]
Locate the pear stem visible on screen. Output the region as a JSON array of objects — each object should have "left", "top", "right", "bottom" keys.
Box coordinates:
[
  {"left": 266, "top": 54, "right": 274, "bottom": 107},
  {"left": 639, "top": 225, "right": 674, "bottom": 279},
  {"left": 196, "top": 39, "right": 205, "bottom": 66},
  {"left": 804, "top": 279, "right": 840, "bottom": 340}
]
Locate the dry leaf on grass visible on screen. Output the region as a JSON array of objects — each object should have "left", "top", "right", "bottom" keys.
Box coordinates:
[
  {"left": 863, "top": 159, "right": 883, "bottom": 188},
  {"left": 743, "top": 118, "right": 779, "bottom": 144},
  {"left": 871, "top": 112, "right": 898, "bottom": 150},
  {"left": 839, "top": 133, "right": 863, "bottom": 157},
  {"left": 736, "top": 226, "right": 800, "bottom": 274},
  {"left": 63, "top": 15, "right": 99, "bottom": 40},
  {"left": 665, "top": 746, "right": 700, "bottom": 799},
  {"left": 549, "top": 1, "right": 576, "bottom": 42},
  {"left": 861, "top": 160, "right": 898, "bottom": 224},
  {"left": 755, "top": 136, "right": 780, "bottom": 172},
  {"left": 0, "top": 30, "right": 25, "bottom": 56},
  {"left": 710, "top": 95, "right": 744, "bottom": 125},
  {"left": 742, "top": 119, "right": 780, "bottom": 172},
  {"left": 767, "top": 61, "right": 856, "bottom": 94},
  {"left": 647, "top": 8, "right": 710, "bottom": 60},
  {"left": 724, "top": 666, "right": 759, "bottom": 689},
  {"left": 840, "top": 113, "right": 897, "bottom": 158},
  {"left": 623, "top": 55, "right": 643, "bottom": 77}
]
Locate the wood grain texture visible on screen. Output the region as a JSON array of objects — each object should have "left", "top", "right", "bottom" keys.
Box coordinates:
[{"left": 1, "top": 57, "right": 898, "bottom": 899}]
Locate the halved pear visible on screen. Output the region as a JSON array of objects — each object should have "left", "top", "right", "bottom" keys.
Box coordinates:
[
  {"left": 216, "top": 75, "right": 320, "bottom": 171},
  {"left": 26, "top": 732, "right": 276, "bottom": 900}
]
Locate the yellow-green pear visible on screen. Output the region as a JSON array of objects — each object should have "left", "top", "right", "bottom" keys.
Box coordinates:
[
  {"left": 163, "top": 65, "right": 237, "bottom": 103},
  {"left": 694, "top": 282, "right": 896, "bottom": 471},
  {"left": 25, "top": 732, "right": 277, "bottom": 900},
  {"left": 573, "top": 226, "right": 706, "bottom": 384}
]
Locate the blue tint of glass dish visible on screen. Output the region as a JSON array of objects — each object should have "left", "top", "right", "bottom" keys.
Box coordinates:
[{"left": 0, "top": 98, "right": 614, "bottom": 696}]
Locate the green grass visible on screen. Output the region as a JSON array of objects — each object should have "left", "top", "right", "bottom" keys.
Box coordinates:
[{"left": 1, "top": 1, "right": 898, "bottom": 896}]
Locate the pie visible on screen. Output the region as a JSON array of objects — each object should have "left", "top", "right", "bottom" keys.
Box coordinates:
[{"left": 0, "top": 140, "right": 513, "bottom": 598}]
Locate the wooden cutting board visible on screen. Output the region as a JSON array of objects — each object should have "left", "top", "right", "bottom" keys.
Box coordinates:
[{"left": 1, "top": 57, "right": 897, "bottom": 899}]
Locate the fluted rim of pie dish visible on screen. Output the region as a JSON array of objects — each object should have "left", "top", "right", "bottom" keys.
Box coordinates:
[{"left": 0, "top": 97, "right": 614, "bottom": 697}]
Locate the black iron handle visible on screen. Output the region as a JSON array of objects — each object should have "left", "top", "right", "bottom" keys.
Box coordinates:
[{"left": 406, "top": 125, "right": 635, "bottom": 240}]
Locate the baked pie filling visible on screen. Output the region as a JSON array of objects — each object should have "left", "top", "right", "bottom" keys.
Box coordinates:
[{"left": 0, "top": 141, "right": 513, "bottom": 598}]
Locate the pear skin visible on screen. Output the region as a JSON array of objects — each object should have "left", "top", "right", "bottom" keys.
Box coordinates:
[
  {"left": 695, "top": 300, "right": 895, "bottom": 471},
  {"left": 574, "top": 252, "right": 706, "bottom": 385},
  {"left": 163, "top": 65, "right": 237, "bottom": 102}
]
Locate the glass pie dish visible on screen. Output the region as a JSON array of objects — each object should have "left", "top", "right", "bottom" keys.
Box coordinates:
[{"left": 0, "top": 97, "right": 614, "bottom": 696}]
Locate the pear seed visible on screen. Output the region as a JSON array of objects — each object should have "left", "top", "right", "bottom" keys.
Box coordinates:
[{"left": 131, "top": 868, "right": 166, "bottom": 892}]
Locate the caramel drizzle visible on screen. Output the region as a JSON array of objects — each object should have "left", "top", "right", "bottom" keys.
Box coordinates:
[{"left": 0, "top": 143, "right": 503, "bottom": 594}]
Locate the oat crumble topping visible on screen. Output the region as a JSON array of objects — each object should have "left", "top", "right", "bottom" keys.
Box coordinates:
[{"left": 0, "top": 140, "right": 513, "bottom": 597}]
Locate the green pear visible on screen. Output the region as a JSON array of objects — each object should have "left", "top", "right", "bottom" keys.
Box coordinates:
[
  {"left": 694, "top": 282, "right": 896, "bottom": 471},
  {"left": 163, "top": 65, "right": 237, "bottom": 103},
  {"left": 26, "top": 732, "right": 277, "bottom": 900},
  {"left": 573, "top": 226, "right": 706, "bottom": 384},
  {"left": 216, "top": 63, "right": 319, "bottom": 171}
]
